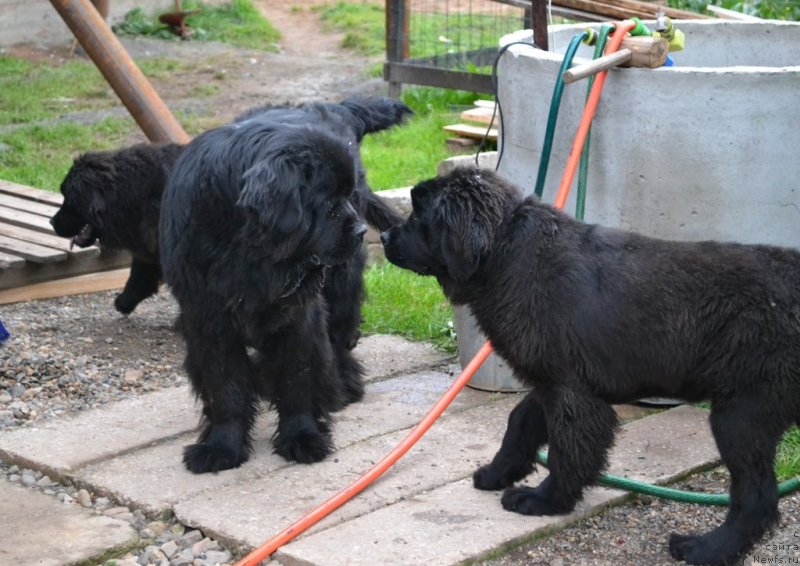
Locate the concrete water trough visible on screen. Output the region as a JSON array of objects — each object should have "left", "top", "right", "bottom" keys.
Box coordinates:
[{"left": 460, "top": 20, "right": 800, "bottom": 391}]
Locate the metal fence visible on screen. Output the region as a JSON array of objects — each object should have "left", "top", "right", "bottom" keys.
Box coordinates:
[{"left": 385, "top": 0, "right": 546, "bottom": 95}]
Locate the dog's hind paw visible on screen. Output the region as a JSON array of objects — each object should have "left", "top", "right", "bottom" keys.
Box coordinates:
[
  {"left": 183, "top": 443, "right": 247, "bottom": 474},
  {"left": 668, "top": 531, "right": 742, "bottom": 566},
  {"left": 501, "top": 486, "right": 571, "bottom": 516}
]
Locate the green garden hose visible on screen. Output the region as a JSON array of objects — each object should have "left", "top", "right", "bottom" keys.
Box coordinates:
[
  {"left": 536, "top": 451, "right": 800, "bottom": 505},
  {"left": 533, "top": 31, "right": 588, "bottom": 199}
]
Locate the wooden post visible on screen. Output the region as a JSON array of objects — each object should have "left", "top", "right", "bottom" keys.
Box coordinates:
[
  {"left": 384, "top": 0, "right": 407, "bottom": 98},
  {"left": 50, "top": 0, "right": 190, "bottom": 144},
  {"left": 531, "top": 0, "right": 548, "bottom": 51}
]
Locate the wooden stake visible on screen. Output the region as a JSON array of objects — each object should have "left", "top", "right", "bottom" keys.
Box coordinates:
[{"left": 562, "top": 36, "right": 668, "bottom": 83}]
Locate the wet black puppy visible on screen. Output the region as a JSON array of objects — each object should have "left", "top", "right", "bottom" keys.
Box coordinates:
[
  {"left": 161, "top": 97, "right": 411, "bottom": 473},
  {"left": 381, "top": 167, "right": 800, "bottom": 566},
  {"left": 51, "top": 142, "right": 184, "bottom": 314}
]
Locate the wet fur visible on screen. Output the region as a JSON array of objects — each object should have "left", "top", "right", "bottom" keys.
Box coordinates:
[
  {"left": 160, "top": 97, "right": 411, "bottom": 473},
  {"left": 381, "top": 167, "right": 800, "bottom": 565},
  {"left": 50, "top": 143, "right": 184, "bottom": 314}
]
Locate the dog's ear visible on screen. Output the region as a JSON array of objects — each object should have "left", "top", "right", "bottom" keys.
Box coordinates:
[
  {"left": 86, "top": 190, "right": 106, "bottom": 221},
  {"left": 437, "top": 193, "right": 493, "bottom": 282},
  {"left": 435, "top": 170, "right": 506, "bottom": 282},
  {"left": 237, "top": 158, "right": 304, "bottom": 234}
]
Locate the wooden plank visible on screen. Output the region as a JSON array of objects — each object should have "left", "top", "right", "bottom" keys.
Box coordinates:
[
  {"left": 706, "top": 4, "right": 763, "bottom": 20},
  {"left": 0, "top": 267, "right": 131, "bottom": 305},
  {"left": 0, "top": 205, "right": 55, "bottom": 233},
  {"left": 473, "top": 99, "right": 496, "bottom": 109},
  {"left": 0, "top": 179, "right": 63, "bottom": 206},
  {"left": 0, "top": 249, "right": 131, "bottom": 291},
  {"left": 443, "top": 124, "right": 498, "bottom": 142},
  {"left": 0, "top": 251, "right": 25, "bottom": 270},
  {"left": 0, "top": 223, "right": 98, "bottom": 256},
  {"left": 0, "top": 234, "right": 67, "bottom": 263},
  {"left": 0, "top": 192, "right": 61, "bottom": 218},
  {"left": 459, "top": 107, "right": 498, "bottom": 127},
  {"left": 553, "top": 0, "right": 710, "bottom": 20}
]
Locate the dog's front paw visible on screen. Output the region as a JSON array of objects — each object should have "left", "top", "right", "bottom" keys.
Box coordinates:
[
  {"left": 183, "top": 443, "right": 247, "bottom": 474},
  {"left": 473, "top": 463, "right": 509, "bottom": 491},
  {"left": 669, "top": 531, "right": 741, "bottom": 565},
  {"left": 273, "top": 429, "right": 333, "bottom": 463},
  {"left": 114, "top": 292, "right": 138, "bottom": 315},
  {"left": 274, "top": 414, "right": 333, "bottom": 464},
  {"left": 501, "top": 486, "right": 571, "bottom": 516}
]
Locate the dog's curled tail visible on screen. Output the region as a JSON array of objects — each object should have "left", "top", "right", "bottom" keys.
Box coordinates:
[
  {"left": 364, "top": 191, "right": 405, "bottom": 232},
  {"left": 340, "top": 96, "right": 413, "bottom": 141}
]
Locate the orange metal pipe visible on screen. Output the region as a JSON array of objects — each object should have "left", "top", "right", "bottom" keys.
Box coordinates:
[{"left": 49, "top": 0, "right": 190, "bottom": 144}]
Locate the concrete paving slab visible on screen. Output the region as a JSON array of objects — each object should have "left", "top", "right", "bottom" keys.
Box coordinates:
[
  {"left": 172, "top": 395, "right": 521, "bottom": 548},
  {"left": 276, "top": 477, "right": 624, "bottom": 566},
  {"left": 0, "top": 335, "right": 451, "bottom": 480},
  {"left": 353, "top": 334, "right": 453, "bottom": 382},
  {"left": 0, "top": 385, "right": 198, "bottom": 474},
  {"left": 0, "top": 480, "right": 137, "bottom": 566},
  {"left": 274, "top": 405, "right": 718, "bottom": 565},
  {"left": 76, "top": 371, "right": 499, "bottom": 515},
  {"left": 608, "top": 405, "right": 717, "bottom": 482}
]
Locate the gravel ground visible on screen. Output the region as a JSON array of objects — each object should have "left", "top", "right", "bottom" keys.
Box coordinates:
[
  {"left": 482, "top": 467, "right": 800, "bottom": 566},
  {"left": 1, "top": 290, "right": 184, "bottom": 431},
  {"left": 3, "top": 290, "right": 800, "bottom": 566}
]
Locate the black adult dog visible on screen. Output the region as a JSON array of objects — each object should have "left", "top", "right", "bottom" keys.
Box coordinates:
[
  {"left": 381, "top": 167, "right": 800, "bottom": 565},
  {"left": 160, "top": 97, "right": 412, "bottom": 473},
  {"left": 51, "top": 142, "right": 184, "bottom": 314}
]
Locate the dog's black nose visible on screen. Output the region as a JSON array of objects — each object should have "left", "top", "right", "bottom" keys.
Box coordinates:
[{"left": 355, "top": 222, "right": 368, "bottom": 240}]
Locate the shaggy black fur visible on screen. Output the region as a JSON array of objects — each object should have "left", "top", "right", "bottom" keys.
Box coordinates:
[
  {"left": 50, "top": 142, "right": 184, "bottom": 314},
  {"left": 381, "top": 167, "right": 800, "bottom": 565},
  {"left": 160, "top": 96, "right": 412, "bottom": 473}
]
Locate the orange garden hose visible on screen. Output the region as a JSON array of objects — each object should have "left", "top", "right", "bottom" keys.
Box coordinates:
[
  {"left": 235, "top": 342, "right": 494, "bottom": 565},
  {"left": 235, "top": 22, "right": 635, "bottom": 566},
  {"left": 553, "top": 21, "right": 636, "bottom": 209}
]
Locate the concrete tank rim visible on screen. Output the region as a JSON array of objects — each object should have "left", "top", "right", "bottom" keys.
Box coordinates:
[{"left": 500, "top": 20, "right": 800, "bottom": 74}]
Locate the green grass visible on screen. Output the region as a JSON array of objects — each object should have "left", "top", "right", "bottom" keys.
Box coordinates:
[
  {"left": 777, "top": 426, "right": 800, "bottom": 482},
  {"left": 362, "top": 262, "right": 455, "bottom": 352},
  {"left": 315, "top": 1, "right": 386, "bottom": 56},
  {"left": 362, "top": 86, "right": 491, "bottom": 190},
  {"left": 0, "top": 119, "right": 136, "bottom": 190},
  {"left": 114, "top": 0, "right": 281, "bottom": 50},
  {"left": 0, "top": 56, "right": 114, "bottom": 125}
]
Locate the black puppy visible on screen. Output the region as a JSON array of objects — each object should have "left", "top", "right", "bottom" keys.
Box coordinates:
[
  {"left": 381, "top": 167, "right": 800, "bottom": 565},
  {"left": 51, "top": 142, "right": 184, "bottom": 314},
  {"left": 161, "top": 97, "right": 412, "bottom": 473}
]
